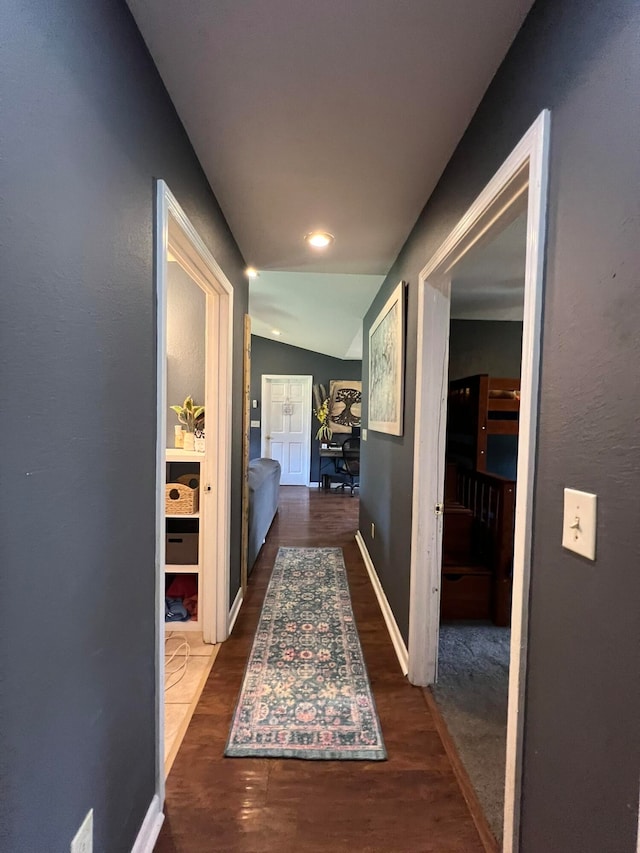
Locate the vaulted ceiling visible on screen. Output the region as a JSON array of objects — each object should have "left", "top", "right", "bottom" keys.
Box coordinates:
[{"left": 127, "top": 0, "right": 534, "bottom": 356}]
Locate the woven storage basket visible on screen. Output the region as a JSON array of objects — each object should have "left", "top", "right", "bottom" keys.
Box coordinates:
[
  {"left": 176, "top": 472, "right": 200, "bottom": 490},
  {"left": 165, "top": 482, "right": 199, "bottom": 515}
]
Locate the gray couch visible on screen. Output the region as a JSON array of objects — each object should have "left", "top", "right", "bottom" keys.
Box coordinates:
[{"left": 248, "top": 458, "right": 281, "bottom": 573}]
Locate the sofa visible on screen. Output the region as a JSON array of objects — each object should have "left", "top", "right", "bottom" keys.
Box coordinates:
[{"left": 248, "top": 458, "right": 281, "bottom": 574}]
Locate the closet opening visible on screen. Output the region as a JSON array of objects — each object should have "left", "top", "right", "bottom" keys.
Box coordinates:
[{"left": 155, "top": 181, "right": 234, "bottom": 795}]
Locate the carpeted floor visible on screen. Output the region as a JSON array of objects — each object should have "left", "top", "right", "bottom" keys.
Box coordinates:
[{"left": 431, "top": 622, "right": 510, "bottom": 842}]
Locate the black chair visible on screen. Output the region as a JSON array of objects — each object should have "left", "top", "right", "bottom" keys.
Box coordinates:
[{"left": 334, "top": 437, "right": 360, "bottom": 495}]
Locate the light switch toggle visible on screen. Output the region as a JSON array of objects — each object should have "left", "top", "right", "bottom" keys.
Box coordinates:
[{"left": 562, "top": 489, "right": 597, "bottom": 560}]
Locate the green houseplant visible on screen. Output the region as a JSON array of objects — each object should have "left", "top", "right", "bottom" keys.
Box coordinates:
[{"left": 171, "top": 396, "right": 205, "bottom": 450}]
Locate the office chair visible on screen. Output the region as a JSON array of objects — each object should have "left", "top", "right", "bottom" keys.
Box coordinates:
[{"left": 335, "top": 436, "right": 360, "bottom": 495}]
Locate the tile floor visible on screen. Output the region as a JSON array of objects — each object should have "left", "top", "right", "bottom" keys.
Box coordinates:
[{"left": 164, "top": 631, "right": 219, "bottom": 776}]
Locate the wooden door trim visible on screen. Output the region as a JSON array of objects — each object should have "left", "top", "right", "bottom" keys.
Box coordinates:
[{"left": 240, "top": 315, "right": 251, "bottom": 596}]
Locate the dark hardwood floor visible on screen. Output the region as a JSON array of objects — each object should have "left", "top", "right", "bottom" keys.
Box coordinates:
[{"left": 155, "top": 487, "right": 485, "bottom": 853}]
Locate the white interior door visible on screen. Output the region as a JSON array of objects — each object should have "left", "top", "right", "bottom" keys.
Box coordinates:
[{"left": 261, "top": 375, "right": 312, "bottom": 485}]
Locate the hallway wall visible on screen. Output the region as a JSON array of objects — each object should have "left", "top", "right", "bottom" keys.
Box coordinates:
[
  {"left": 448, "top": 319, "right": 523, "bottom": 381},
  {"left": 166, "top": 263, "right": 206, "bottom": 445},
  {"left": 360, "top": 0, "right": 640, "bottom": 849},
  {"left": 0, "top": 1, "right": 247, "bottom": 851}
]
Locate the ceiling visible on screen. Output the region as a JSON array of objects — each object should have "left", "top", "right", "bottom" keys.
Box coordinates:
[
  {"left": 249, "top": 271, "right": 385, "bottom": 359},
  {"left": 451, "top": 212, "right": 527, "bottom": 321},
  {"left": 127, "top": 0, "right": 534, "bottom": 355}
]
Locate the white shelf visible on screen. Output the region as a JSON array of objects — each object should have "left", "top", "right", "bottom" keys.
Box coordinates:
[
  {"left": 165, "top": 564, "right": 200, "bottom": 574},
  {"left": 165, "top": 448, "right": 204, "bottom": 636},
  {"left": 165, "top": 448, "right": 205, "bottom": 462},
  {"left": 164, "top": 619, "right": 201, "bottom": 633}
]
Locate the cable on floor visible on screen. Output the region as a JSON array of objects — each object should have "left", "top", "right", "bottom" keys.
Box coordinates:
[{"left": 165, "top": 632, "right": 191, "bottom": 692}]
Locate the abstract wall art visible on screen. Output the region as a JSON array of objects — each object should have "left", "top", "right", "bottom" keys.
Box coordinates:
[
  {"left": 329, "top": 380, "right": 362, "bottom": 433},
  {"left": 368, "top": 281, "right": 405, "bottom": 435}
]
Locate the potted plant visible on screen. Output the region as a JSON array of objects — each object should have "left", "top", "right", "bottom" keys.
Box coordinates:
[
  {"left": 171, "top": 396, "right": 205, "bottom": 451},
  {"left": 313, "top": 384, "right": 332, "bottom": 443}
]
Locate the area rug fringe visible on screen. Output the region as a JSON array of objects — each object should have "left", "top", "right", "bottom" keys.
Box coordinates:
[{"left": 225, "top": 546, "right": 386, "bottom": 760}]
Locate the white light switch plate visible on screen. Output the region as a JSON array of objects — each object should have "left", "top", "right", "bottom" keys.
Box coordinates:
[
  {"left": 250, "top": 420, "right": 260, "bottom": 428},
  {"left": 71, "top": 809, "right": 93, "bottom": 853},
  {"left": 562, "top": 488, "right": 597, "bottom": 560},
  {"left": 362, "top": 428, "right": 367, "bottom": 441}
]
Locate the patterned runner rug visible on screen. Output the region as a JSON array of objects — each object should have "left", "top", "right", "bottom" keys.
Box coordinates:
[{"left": 225, "top": 547, "right": 386, "bottom": 760}]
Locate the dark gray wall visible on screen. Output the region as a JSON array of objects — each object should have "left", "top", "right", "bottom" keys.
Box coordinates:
[
  {"left": 250, "top": 335, "right": 361, "bottom": 482},
  {"left": 166, "top": 263, "right": 206, "bottom": 444},
  {"left": 449, "top": 320, "right": 523, "bottom": 478},
  {"left": 448, "top": 319, "right": 523, "bottom": 381},
  {"left": 0, "top": 2, "right": 247, "bottom": 851},
  {"left": 361, "top": 0, "right": 640, "bottom": 850}
]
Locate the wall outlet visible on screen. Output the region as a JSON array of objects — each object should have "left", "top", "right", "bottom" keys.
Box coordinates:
[
  {"left": 71, "top": 809, "right": 93, "bottom": 853},
  {"left": 371, "top": 522, "right": 375, "bottom": 539}
]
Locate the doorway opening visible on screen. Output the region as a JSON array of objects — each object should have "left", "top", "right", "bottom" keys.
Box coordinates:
[
  {"left": 260, "top": 374, "right": 313, "bottom": 486},
  {"left": 433, "top": 201, "right": 527, "bottom": 845},
  {"left": 155, "top": 182, "right": 234, "bottom": 798},
  {"left": 408, "top": 111, "right": 550, "bottom": 852}
]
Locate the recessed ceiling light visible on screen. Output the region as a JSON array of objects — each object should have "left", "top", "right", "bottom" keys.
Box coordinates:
[
  {"left": 304, "top": 231, "right": 334, "bottom": 249},
  {"left": 246, "top": 267, "right": 258, "bottom": 278},
  {"left": 271, "top": 329, "right": 281, "bottom": 336},
  {"left": 167, "top": 250, "right": 178, "bottom": 263}
]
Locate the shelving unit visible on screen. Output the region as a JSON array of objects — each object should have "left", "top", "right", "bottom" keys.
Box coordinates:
[
  {"left": 165, "top": 449, "right": 205, "bottom": 633},
  {"left": 165, "top": 563, "right": 200, "bottom": 574},
  {"left": 166, "top": 448, "right": 205, "bottom": 463}
]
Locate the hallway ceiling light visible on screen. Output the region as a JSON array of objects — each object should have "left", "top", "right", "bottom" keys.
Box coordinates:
[
  {"left": 246, "top": 267, "right": 259, "bottom": 278},
  {"left": 271, "top": 329, "right": 281, "bottom": 336},
  {"left": 304, "top": 231, "right": 334, "bottom": 249}
]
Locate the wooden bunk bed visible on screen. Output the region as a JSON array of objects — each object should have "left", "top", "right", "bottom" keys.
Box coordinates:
[
  {"left": 441, "top": 374, "right": 520, "bottom": 626},
  {"left": 446, "top": 374, "right": 520, "bottom": 473}
]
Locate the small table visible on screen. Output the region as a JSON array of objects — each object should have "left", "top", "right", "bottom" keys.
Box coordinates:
[{"left": 319, "top": 446, "right": 344, "bottom": 490}]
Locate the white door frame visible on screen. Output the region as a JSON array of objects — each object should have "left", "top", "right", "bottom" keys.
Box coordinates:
[
  {"left": 155, "top": 180, "right": 234, "bottom": 805},
  {"left": 260, "top": 374, "right": 312, "bottom": 486},
  {"left": 407, "top": 110, "right": 550, "bottom": 852}
]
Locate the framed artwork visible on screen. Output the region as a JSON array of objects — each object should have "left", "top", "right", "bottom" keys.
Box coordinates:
[
  {"left": 329, "top": 380, "right": 362, "bottom": 433},
  {"left": 368, "top": 281, "right": 405, "bottom": 435}
]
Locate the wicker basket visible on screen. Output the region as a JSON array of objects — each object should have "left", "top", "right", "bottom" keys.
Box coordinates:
[
  {"left": 165, "top": 482, "right": 199, "bottom": 515},
  {"left": 176, "top": 472, "right": 200, "bottom": 490}
]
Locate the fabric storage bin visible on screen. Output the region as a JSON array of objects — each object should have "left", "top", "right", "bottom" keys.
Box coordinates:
[{"left": 166, "top": 532, "right": 199, "bottom": 565}]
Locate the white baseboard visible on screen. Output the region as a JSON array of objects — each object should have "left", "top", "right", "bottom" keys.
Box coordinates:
[
  {"left": 309, "top": 481, "right": 320, "bottom": 488},
  {"left": 355, "top": 530, "right": 409, "bottom": 675},
  {"left": 228, "top": 587, "right": 243, "bottom": 634},
  {"left": 131, "top": 794, "right": 164, "bottom": 853}
]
